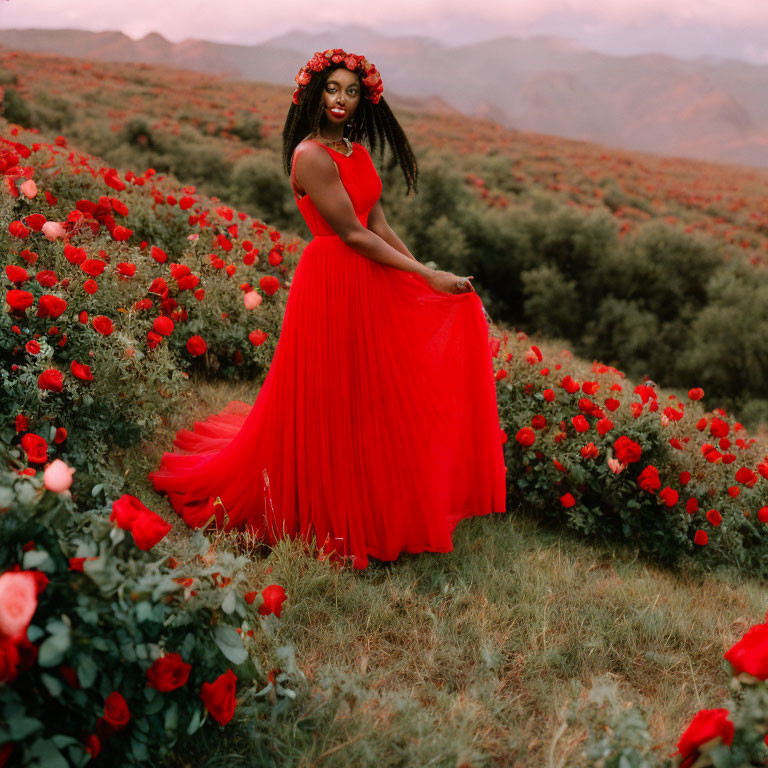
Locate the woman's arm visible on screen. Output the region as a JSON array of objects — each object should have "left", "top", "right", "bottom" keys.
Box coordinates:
[
  {"left": 366, "top": 198, "right": 419, "bottom": 262},
  {"left": 294, "top": 144, "right": 431, "bottom": 277}
]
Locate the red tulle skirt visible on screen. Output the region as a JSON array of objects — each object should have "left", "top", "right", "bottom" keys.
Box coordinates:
[{"left": 149, "top": 235, "right": 507, "bottom": 569}]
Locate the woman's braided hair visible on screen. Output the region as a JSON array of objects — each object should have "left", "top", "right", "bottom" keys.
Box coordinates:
[{"left": 282, "top": 50, "right": 418, "bottom": 195}]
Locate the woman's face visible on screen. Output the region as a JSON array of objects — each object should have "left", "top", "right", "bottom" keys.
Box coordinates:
[{"left": 320, "top": 67, "right": 361, "bottom": 127}]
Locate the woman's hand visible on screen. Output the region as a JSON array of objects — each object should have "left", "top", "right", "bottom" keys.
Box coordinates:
[{"left": 424, "top": 270, "right": 476, "bottom": 295}]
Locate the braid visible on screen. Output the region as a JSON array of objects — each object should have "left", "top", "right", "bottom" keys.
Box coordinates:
[{"left": 282, "top": 63, "right": 418, "bottom": 196}]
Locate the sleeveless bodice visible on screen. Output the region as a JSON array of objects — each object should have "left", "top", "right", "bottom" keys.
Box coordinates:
[{"left": 291, "top": 141, "right": 383, "bottom": 237}]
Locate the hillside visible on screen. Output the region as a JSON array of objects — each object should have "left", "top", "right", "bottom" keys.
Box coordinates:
[
  {"left": 3, "top": 108, "right": 768, "bottom": 766},
  {"left": 2, "top": 25, "right": 768, "bottom": 168}
]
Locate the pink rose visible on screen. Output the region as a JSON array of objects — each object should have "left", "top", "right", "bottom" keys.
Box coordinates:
[
  {"left": 0, "top": 572, "right": 39, "bottom": 642},
  {"left": 44, "top": 458, "right": 76, "bottom": 492},
  {"left": 41, "top": 221, "right": 66, "bottom": 241},
  {"left": 20, "top": 179, "right": 38, "bottom": 198}
]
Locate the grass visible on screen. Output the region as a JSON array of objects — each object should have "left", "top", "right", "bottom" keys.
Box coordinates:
[{"left": 123, "top": 374, "right": 767, "bottom": 768}]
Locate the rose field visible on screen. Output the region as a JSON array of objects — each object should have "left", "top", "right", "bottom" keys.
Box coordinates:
[{"left": 2, "top": 48, "right": 768, "bottom": 768}]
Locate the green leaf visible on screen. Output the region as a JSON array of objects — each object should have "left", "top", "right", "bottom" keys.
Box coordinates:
[
  {"left": 186, "top": 707, "right": 203, "bottom": 735},
  {"left": 164, "top": 702, "right": 179, "bottom": 732},
  {"left": 40, "top": 672, "right": 63, "bottom": 697},
  {"left": 130, "top": 736, "right": 149, "bottom": 762},
  {"left": 26, "top": 739, "right": 69, "bottom": 768},
  {"left": 221, "top": 589, "right": 236, "bottom": 614},
  {"left": 5, "top": 714, "right": 44, "bottom": 741},
  {"left": 136, "top": 602, "right": 154, "bottom": 623},
  {"left": 76, "top": 654, "right": 98, "bottom": 688},
  {"left": 38, "top": 628, "right": 71, "bottom": 667},
  {"left": 23, "top": 549, "right": 55, "bottom": 571},
  {"left": 213, "top": 624, "right": 248, "bottom": 664}
]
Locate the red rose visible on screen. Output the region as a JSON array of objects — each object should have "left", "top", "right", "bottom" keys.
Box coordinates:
[
  {"left": 605, "top": 398, "right": 620, "bottom": 411},
  {"left": 5, "top": 289, "right": 35, "bottom": 312},
  {"left": 115, "top": 262, "right": 136, "bottom": 277},
  {"left": 91, "top": 315, "right": 114, "bottom": 335},
  {"left": 709, "top": 418, "right": 729, "bottom": 438},
  {"left": 110, "top": 493, "right": 153, "bottom": 530},
  {"left": 637, "top": 465, "right": 660, "bottom": 494},
  {"left": 596, "top": 418, "right": 614, "bottom": 436},
  {"left": 694, "top": 530, "right": 708, "bottom": 545},
  {"left": 36, "top": 294, "right": 67, "bottom": 319},
  {"left": 258, "top": 275, "right": 280, "bottom": 296},
  {"left": 613, "top": 436, "right": 642, "bottom": 464},
  {"left": 200, "top": 668, "right": 238, "bottom": 726},
  {"left": 81, "top": 258, "right": 106, "bottom": 277},
  {"left": 659, "top": 487, "right": 678, "bottom": 507},
  {"left": 559, "top": 492, "right": 576, "bottom": 508},
  {"left": 734, "top": 467, "right": 757, "bottom": 488},
  {"left": 515, "top": 427, "right": 535, "bottom": 447},
  {"left": 177, "top": 274, "right": 199, "bottom": 291},
  {"left": 560, "top": 376, "right": 579, "bottom": 394},
  {"left": 152, "top": 316, "right": 174, "bottom": 336},
  {"left": 580, "top": 442, "right": 599, "bottom": 460},
  {"left": 103, "top": 691, "right": 130, "bottom": 729},
  {"left": 147, "top": 330, "right": 163, "bottom": 350},
  {"left": 111, "top": 225, "right": 132, "bottom": 241},
  {"left": 249, "top": 329, "right": 268, "bottom": 346},
  {"left": 21, "top": 433, "right": 48, "bottom": 464},
  {"left": 36, "top": 270, "right": 58, "bottom": 287},
  {"left": 673, "top": 708, "right": 733, "bottom": 763},
  {"left": 542, "top": 389, "right": 555, "bottom": 403},
  {"left": 150, "top": 246, "right": 168, "bottom": 263},
  {"left": 8, "top": 220, "right": 30, "bottom": 238},
  {"left": 688, "top": 388, "right": 704, "bottom": 401},
  {"left": 38, "top": 368, "right": 63, "bottom": 392},
  {"left": 186, "top": 335, "right": 207, "bottom": 356},
  {"left": 724, "top": 622, "right": 768, "bottom": 680},
  {"left": 706, "top": 509, "right": 722, "bottom": 527},
  {"left": 15, "top": 414, "right": 29, "bottom": 432},
  {"left": 571, "top": 415, "right": 589, "bottom": 433},
  {"left": 5, "top": 265, "right": 29, "bottom": 284},
  {"left": 258, "top": 584, "right": 287, "bottom": 618},
  {"left": 146, "top": 653, "right": 192, "bottom": 692},
  {"left": 70, "top": 360, "right": 94, "bottom": 381},
  {"left": 686, "top": 498, "right": 699, "bottom": 515},
  {"left": 130, "top": 509, "right": 172, "bottom": 551},
  {"left": 83, "top": 734, "right": 101, "bottom": 758}
]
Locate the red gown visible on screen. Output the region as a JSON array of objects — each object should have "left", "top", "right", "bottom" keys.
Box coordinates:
[{"left": 148, "top": 139, "right": 507, "bottom": 569}]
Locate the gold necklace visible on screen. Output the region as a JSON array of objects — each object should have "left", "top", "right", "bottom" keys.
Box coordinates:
[{"left": 313, "top": 134, "right": 353, "bottom": 156}]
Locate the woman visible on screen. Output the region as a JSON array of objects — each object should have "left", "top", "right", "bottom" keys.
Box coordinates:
[{"left": 148, "top": 49, "right": 507, "bottom": 570}]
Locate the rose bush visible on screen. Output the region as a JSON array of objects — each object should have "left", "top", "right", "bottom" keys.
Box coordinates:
[
  {"left": 491, "top": 329, "right": 768, "bottom": 575},
  {"left": 0, "top": 466, "right": 304, "bottom": 766},
  {"left": 2, "top": 121, "right": 301, "bottom": 496}
]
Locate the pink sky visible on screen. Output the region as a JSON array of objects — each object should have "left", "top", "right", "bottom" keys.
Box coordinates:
[{"left": 1, "top": 0, "right": 767, "bottom": 62}]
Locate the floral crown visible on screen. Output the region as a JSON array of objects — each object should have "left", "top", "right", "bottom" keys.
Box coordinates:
[{"left": 292, "top": 48, "right": 383, "bottom": 106}]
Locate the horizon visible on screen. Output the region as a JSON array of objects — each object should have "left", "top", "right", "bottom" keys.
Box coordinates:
[{"left": 0, "top": 1, "right": 767, "bottom": 66}]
